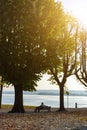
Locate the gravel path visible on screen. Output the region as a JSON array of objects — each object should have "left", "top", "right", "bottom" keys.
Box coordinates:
[{"left": 0, "top": 108, "right": 87, "bottom": 130}]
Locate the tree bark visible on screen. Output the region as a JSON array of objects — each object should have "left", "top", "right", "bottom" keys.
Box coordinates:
[
  {"left": 8, "top": 84, "right": 25, "bottom": 113},
  {"left": 0, "top": 85, "right": 3, "bottom": 109},
  {"left": 58, "top": 84, "right": 65, "bottom": 111}
]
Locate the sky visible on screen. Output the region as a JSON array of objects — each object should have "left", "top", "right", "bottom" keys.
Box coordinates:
[
  {"left": 3, "top": 0, "right": 87, "bottom": 91},
  {"left": 56, "top": 0, "right": 87, "bottom": 28},
  {"left": 4, "top": 74, "right": 86, "bottom": 91},
  {"left": 36, "top": 74, "right": 86, "bottom": 90}
]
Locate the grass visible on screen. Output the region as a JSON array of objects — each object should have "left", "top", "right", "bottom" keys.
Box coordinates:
[{"left": 1, "top": 104, "right": 35, "bottom": 109}]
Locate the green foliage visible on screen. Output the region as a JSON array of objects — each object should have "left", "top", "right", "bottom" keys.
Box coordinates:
[
  {"left": 64, "top": 86, "right": 69, "bottom": 95},
  {"left": 0, "top": 0, "right": 78, "bottom": 92},
  {"left": 47, "top": 17, "right": 77, "bottom": 83},
  {"left": 0, "top": 0, "right": 56, "bottom": 89},
  {"left": 0, "top": 0, "right": 67, "bottom": 90}
]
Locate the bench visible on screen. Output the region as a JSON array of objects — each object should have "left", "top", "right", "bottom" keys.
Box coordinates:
[{"left": 34, "top": 105, "right": 51, "bottom": 112}]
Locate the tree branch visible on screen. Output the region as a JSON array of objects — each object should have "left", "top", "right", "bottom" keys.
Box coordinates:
[{"left": 50, "top": 68, "right": 61, "bottom": 86}]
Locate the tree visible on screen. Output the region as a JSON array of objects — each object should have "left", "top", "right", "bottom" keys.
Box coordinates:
[
  {"left": 46, "top": 14, "right": 78, "bottom": 111},
  {"left": 0, "top": 76, "right": 8, "bottom": 109},
  {"left": 0, "top": 0, "right": 78, "bottom": 112},
  {"left": 75, "top": 28, "right": 87, "bottom": 87},
  {"left": 0, "top": 0, "right": 61, "bottom": 112},
  {"left": 0, "top": 0, "right": 42, "bottom": 112},
  {"left": 0, "top": 76, "right": 3, "bottom": 109}
]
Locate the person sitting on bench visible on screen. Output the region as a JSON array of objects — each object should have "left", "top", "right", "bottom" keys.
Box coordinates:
[
  {"left": 40, "top": 102, "right": 45, "bottom": 108},
  {"left": 34, "top": 102, "right": 51, "bottom": 112}
]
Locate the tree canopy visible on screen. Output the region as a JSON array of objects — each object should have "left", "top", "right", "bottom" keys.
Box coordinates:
[
  {"left": 45, "top": 14, "right": 78, "bottom": 110},
  {"left": 0, "top": 0, "right": 82, "bottom": 112},
  {"left": 0, "top": 0, "right": 53, "bottom": 89},
  {"left": 0, "top": 0, "right": 67, "bottom": 112}
]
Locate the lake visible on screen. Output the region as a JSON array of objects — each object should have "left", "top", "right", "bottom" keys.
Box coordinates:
[{"left": 2, "top": 90, "right": 87, "bottom": 108}]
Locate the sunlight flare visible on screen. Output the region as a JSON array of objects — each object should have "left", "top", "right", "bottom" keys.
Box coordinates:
[{"left": 56, "top": 0, "right": 87, "bottom": 28}]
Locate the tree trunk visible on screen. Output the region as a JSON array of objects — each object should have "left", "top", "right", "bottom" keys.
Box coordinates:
[
  {"left": 0, "top": 85, "right": 3, "bottom": 109},
  {"left": 58, "top": 84, "right": 65, "bottom": 111},
  {"left": 8, "top": 84, "right": 25, "bottom": 113}
]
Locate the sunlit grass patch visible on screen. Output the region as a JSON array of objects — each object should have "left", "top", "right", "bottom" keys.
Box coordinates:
[{"left": 1, "top": 105, "right": 35, "bottom": 109}]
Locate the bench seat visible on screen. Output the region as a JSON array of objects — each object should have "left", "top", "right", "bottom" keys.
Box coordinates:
[{"left": 34, "top": 106, "right": 51, "bottom": 112}]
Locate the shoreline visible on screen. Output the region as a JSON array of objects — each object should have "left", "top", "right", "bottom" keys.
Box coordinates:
[{"left": 1, "top": 104, "right": 87, "bottom": 113}]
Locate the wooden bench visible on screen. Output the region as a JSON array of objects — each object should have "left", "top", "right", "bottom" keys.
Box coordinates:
[{"left": 34, "top": 105, "right": 51, "bottom": 112}]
